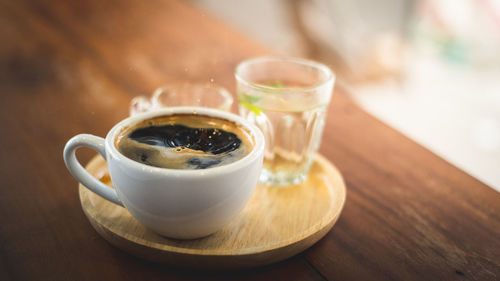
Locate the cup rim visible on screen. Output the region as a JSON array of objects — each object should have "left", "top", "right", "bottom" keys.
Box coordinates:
[
  {"left": 105, "top": 107, "right": 265, "bottom": 176},
  {"left": 235, "top": 56, "right": 335, "bottom": 92}
]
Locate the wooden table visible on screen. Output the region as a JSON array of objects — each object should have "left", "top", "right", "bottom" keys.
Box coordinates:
[{"left": 1, "top": 0, "right": 499, "bottom": 280}]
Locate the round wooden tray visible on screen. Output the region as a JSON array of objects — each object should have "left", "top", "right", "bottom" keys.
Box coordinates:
[{"left": 79, "top": 154, "right": 346, "bottom": 269}]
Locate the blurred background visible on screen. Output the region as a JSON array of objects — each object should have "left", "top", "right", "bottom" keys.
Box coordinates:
[{"left": 192, "top": 0, "right": 500, "bottom": 191}]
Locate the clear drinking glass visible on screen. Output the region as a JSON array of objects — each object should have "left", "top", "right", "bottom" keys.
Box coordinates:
[
  {"left": 130, "top": 84, "right": 233, "bottom": 115},
  {"left": 236, "top": 57, "right": 335, "bottom": 186}
]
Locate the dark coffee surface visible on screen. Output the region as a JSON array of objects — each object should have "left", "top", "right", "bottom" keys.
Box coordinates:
[
  {"left": 128, "top": 124, "right": 241, "bottom": 154},
  {"left": 116, "top": 114, "right": 252, "bottom": 169}
]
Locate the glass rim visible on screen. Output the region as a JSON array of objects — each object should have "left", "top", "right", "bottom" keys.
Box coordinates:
[
  {"left": 235, "top": 56, "right": 335, "bottom": 92},
  {"left": 151, "top": 83, "right": 234, "bottom": 108}
]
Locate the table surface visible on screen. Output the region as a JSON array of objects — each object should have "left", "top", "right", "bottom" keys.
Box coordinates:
[{"left": 1, "top": 0, "right": 499, "bottom": 280}]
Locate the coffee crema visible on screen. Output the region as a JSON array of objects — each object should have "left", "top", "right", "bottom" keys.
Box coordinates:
[{"left": 116, "top": 114, "right": 254, "bottom": 170}]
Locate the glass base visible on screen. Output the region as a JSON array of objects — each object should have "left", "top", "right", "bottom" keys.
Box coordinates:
[{"left": 259, "top": 168, "right": 308, "bottom": 187}]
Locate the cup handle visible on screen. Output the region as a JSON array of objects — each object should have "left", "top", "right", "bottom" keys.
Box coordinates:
[{"left": 63, "top": 134, "right": 123, "bottom": 206}]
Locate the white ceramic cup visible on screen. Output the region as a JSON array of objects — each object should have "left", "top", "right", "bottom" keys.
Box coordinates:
[{"left": 63, "top": 107, "right": 264, "bottom": 239}]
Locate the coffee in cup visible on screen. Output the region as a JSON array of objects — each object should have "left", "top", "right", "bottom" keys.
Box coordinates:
[{"left": 116, "top": 114, "right": 254, "bottom": 170}]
